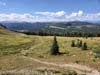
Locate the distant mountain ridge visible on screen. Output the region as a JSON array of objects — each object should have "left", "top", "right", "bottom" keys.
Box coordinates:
[
  {"left": 1, "top": 21, "right": 100, "bottom": 33},
  {"left": 0, "top": 23, "right": 7, "bottom": 29}
]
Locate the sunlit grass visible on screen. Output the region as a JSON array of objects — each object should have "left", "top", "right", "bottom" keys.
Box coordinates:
[{"left": 0, "top": 28, "right": 100, "bottom": 71}]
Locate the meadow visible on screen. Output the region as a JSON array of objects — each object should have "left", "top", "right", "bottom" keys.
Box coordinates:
[{"left": 0, "top": 28, "right": 100, "bottom": 75}]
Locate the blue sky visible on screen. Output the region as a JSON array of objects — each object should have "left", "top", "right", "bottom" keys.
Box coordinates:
[
  {"left": 0, "top": 0, "right": 100, "bottom": 13},
  {"left": 0, "top": 0, "right": 100, "bottom": 22}
]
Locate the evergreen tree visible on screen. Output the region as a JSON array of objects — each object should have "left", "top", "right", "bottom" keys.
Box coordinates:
[
  {"left": 82, "top": 42, "right": 88, "bottom": 50},
  {"left": 71, "top": 40, "right": 75, "bottom": 47},
  {"left": 51, "top": 36, "right": 60, "bottom": 55},
  {"left": 76, "top": 39, "right": 80, "bottom": 48},
  {"left": 79, "top": 40, "right": 82, "bottom": 47},
  {"left": 76, "top": 40, "right": 83, "bottom": 48}
]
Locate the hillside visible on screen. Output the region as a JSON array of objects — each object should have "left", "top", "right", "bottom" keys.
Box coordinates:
[
  {"left": 0, "top": 25, "right": 35, "bottom": 56},
  {"left": 0, "top": 23, "right": 7, "bottom": 29},
  {"left": 43, "top": 21, "right": 100, "bottom": 33},
  {"left": 2, "top": 21, "right": 100, "bottom": 33},
  {"left": 0, "top": 26, "right": 100, "bottom": 75}
]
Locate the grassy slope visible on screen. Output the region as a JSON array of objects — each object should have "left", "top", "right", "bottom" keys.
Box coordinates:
[
  {"left": 0, "top": 28, "right": 41, "bottom": 56},
  {"left": 27, "top": 36, "right": 100, "bottom": 71},
  {"left": 0, "top": 28, "right": 100, "bottom": 73}
]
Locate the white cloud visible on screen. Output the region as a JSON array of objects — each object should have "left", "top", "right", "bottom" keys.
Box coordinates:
[
  {"left": 0, "top": 11, "right": 100, "bottom": 22},
  {"left": 35, "top": 11, "right": 50, "bottom": 16},
  {"left": 67, "top": 11, "right": 83, "bottom": 18},
  {"left": 55, "top": 11, "right": 66, "bottom": 17},
  {"left": 0, "top": 1, "right": 6, "bottom": 6},
  {"left": 78, "top": 11, "right": 83, "bottom": 16},
  {"left": 35, "top": 11, "right": 66, "bottom": 17},
  {"left": 0, "top": 13, "right": 36, "bottom": 22}
]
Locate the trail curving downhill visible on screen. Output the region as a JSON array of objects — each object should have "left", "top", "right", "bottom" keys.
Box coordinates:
[{"left": 22, "top": 56, "right": 100, "bottom": 75}]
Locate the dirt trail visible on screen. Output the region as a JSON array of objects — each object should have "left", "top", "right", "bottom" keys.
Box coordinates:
[
  {"left": 22, "top": 56, "right": 100, "bottom": 75},
  {"left": 18, "top": 36, "right": 100, "bottom": 75}
]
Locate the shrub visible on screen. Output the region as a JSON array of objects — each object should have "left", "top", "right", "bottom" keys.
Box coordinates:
[
  {"left": 63, "top": 70, "right": 77, "bottom": 75},
  {"left": 79, "top": 40, "right": 82, "bottom": 48},
  {"left": 76, "top": 39, "right": 80, "bottom": 47},
  {"left": 77, "top": 40, "right": 83, "bottom": 48},
  {"left": 75, "top": 60, "right": 80, "bottom": 64},
  {"left": 93, "top": 47, "right": 100, "bottom": 58},
  {"left": 71, "top": 40, "right": 75, "bottom": 47},
  {"left": 82, "top": 42, "right": 88, "bottom": 50}
]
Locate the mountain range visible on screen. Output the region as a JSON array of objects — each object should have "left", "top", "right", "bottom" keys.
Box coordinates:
[{"left": 1, "top": 21, "right": 100, "bottom": 33}]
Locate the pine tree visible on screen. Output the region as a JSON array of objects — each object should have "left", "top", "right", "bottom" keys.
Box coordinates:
[
  {"left": 76, "top": 39, "right": 80, "bottom": 48},
  {"left": 71, "top": 40, "right": 75, "bottom": 47},
  {"left": 82, "top": 42, "right": 88, "bottom": 50},
  {"left": 51, "top": 36, "right": 60, "bottom": 55},
  {"left": 76, "top": 40, "right": 83, "bottom": 48},
  {"left": 79, "top": 40, "right": 82, "bottom": 47}
]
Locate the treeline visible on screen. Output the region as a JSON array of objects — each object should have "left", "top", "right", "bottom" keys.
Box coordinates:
[{"left": 18, "top": 31, "right": 100, "bottom": 37}]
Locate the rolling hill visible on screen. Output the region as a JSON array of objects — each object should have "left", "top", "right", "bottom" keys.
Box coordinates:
[
  {"left": 0, "top": 23, "right": 100, "bottom": 75},
  {"left": 1, "top": 21, "right": 100, "bottom": 34}
]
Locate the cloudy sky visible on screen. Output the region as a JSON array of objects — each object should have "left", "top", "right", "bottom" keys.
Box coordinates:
[{"left": 0, "top": 0, "right": 100, "bottom": 22}]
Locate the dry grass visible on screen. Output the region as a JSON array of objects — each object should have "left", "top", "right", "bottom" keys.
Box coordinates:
[{"left": 0, "top": 28, "right": 100, "bottom": 73}]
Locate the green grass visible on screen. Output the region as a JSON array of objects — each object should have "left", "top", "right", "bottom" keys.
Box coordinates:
[
  {"left": 0, "top": 28, "right": 40, "bottom": 56},
  {"left": 0, "top": 28, "right": 100, "bottom": 72}
]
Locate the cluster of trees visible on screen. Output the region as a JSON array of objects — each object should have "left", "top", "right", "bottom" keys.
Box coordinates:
[
  {"left": 21, "top": 31, "right": 100, "bottom": 37},
  {"left": 71, "top": 39, "right": 88, "bottom": 50},
  {"left": 50, "top": 36, "right": 88, "bottom": 55}
]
